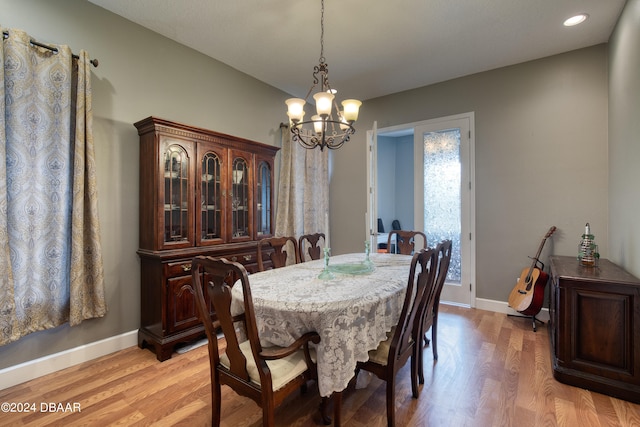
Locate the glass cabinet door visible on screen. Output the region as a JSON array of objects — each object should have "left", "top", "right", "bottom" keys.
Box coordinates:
[
  {"left": 200, "top": 151, "right": 223, "bottom": 242},
  {"left": 256, "top": 160, "right": 272, "bottom": 237},
  {"left": 163, "top": 144, "right": 190, "bottom": 244},
  {"left": 231, "top": 156, "right": 250, "bottom": 239}
]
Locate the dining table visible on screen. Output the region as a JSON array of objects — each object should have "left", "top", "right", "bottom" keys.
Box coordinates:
[{"left": 230, "top": 251, "right": 414, "bottom": 400}]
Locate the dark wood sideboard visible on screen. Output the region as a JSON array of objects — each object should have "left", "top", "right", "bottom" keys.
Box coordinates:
[{"left": 549, "top": 255, "right": 640, "bottom": 403}]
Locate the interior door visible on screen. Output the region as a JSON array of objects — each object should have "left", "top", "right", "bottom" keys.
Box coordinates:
[
  {"left": 368, "top": 113, "right": 475, "bottom": 307},
  {"left": 414, "top": 114, "right": 475, "bottom": 306}
]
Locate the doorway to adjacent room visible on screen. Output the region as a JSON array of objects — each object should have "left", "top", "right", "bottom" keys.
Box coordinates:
[{"left": 366, "top": 113, "right": 475, "bottom": 306}]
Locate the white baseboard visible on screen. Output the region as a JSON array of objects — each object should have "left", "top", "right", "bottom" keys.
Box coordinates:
[
  {"left": 0, "top": 330, "right": 138, "bottom": 390},
  {"left": 0, "top": 298, "right": 548, "bottom": 391},
  {"left": 475, "top": 298, "right": 550, "bottom": 323}
]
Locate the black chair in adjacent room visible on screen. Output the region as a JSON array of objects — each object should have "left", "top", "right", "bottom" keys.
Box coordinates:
[{"left": 377, "top": 218, "right": 388, "bottom": 252}]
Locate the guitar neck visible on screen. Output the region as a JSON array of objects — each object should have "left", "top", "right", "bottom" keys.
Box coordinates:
[
  {"left": 530, "top": 239, "right": 547, "bottom": 269},
  {"left": 525, "top": 227, "right": 557, "bottom": 279}
]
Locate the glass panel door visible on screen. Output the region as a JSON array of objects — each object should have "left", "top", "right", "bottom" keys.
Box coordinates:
[
  {"left": 423, "top": 128, "right": 462, "bottom": 283},
  {"left": 231, "top": 157, "right": 250, "bottom": 239},
  {"left": 201, "top": 152, "right": 222, "bottom": 241},
  {"left": 164, "top": 144, "right": 189, "bottom": 244},
  {"left": 256, "top": 160, "right": 272, "bottom": 237},
  {"left": 415, "top": 115, "right": 473, "bottom": 306}
]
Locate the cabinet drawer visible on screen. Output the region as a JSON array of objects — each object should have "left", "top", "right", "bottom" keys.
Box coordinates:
[
  {"left": 244, "top": 263, "right": 260, "bottom": 274},
  {"left": 166, "top": 260, "right": 194, "bottom": 278},
  {"left": 226, "top": 251, "right": 257, "bottom": 266}
]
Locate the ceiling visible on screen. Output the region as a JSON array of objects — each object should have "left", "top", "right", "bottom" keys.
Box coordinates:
[{"left": 86, "top": 0, "right": 626, "bottom": 101}]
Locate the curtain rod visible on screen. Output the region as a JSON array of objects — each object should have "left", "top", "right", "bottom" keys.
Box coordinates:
[{"left": 2, "top": 31, "right": 99, "bottom": 67}]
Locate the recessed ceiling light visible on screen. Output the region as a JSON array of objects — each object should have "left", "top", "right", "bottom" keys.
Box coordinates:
[{"left": 564, "top": 14, "right": 589, "bottom": 27}]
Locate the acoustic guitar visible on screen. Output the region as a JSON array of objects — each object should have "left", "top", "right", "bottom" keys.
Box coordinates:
[{"left": 508, "top": 226, "right": 557, "bottom": 315}]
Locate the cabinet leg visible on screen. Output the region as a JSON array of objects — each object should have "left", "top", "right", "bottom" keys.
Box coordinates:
[{"left": 156, "top": 345, "right": 174, "bottom": 361}]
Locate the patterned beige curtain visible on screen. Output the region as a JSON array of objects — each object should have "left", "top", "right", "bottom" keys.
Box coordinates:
[
  {"left": 275, "top": 128, "right": 330, "bottom": 244},
  {"left": 69, "top": 50, "right": 106, "bottom": 325},
  {"left": 0, "top": 28, "right": 106, "bottom": 346}
]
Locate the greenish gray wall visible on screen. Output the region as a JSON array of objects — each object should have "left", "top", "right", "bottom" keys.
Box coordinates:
[
  {"left": 608, "top": 0, "right": 640, "bottom": 277},
  {"left": 2, "top": 0, "right": 636, "bottom": 373},
  {"left": 331, "top": 45, "right": 609, "bottom": 302},
  {"left": 0, "top": 0, "right": 289, "bottom": 369}
]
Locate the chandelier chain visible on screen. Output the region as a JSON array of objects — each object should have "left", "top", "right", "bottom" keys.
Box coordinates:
[{"left": 319, "top": 0, "right": 325, "bottom": 63}]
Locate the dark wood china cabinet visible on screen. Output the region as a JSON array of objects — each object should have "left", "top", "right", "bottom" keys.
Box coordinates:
[{"left": 135, "top": 117, "right": 278, "bottom": 361}]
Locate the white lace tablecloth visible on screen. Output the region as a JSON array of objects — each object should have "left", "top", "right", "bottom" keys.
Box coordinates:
[{"left": 230, "top": 252, "right": 413, "bottom": 397}]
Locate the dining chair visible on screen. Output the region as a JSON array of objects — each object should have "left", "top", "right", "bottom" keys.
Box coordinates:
[
  {"left": 191, "top": 256, "right": 321, "bottom": 427},
  {"left": 418, "top": 239, "right": 453, "bottom": 383},
  {"left": 387, "top": 230, "right": 427, "bottom": 255},
  {"left": 298, "top": 233, "right": 326, "bottom": 262},
  {"left": 355, "top": 248, "right": 438, "bottom": 427},
  {"left": 257, "top": 236, "right": 300, "bottom": 271}
]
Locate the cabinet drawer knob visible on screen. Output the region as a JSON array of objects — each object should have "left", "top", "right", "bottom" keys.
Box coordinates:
[
  {"left": 181, "top": 264, "right": 192, "bottom": 272},
  {"left": 244, "top": 255, "right": 252, "bottom": 261},
  {"left": 231, "top": 256, "right": 238, "bottom": 262}
]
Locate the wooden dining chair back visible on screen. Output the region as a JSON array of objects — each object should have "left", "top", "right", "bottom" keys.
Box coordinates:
[
  {"left": 417, "top": 239, "right": 453, "bottom": 383},
  {"left": 191, "top": 256, "right": 320, "bottom": 427},
  {"left": 298, "top": 233, "right": 326, "bottom": 262},
  {"left": 387, "top": 230, "right": 427, "bottom": 255},
  {"left": 356, "top": 248, "right": 438, "bottom": 427},
  {"left": 257, "top": 236, "right": 299, "bottom": 271}
]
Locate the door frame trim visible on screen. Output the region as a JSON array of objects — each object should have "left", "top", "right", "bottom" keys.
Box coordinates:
[{"left": 368, "top": 112, "right": 476, "bottom": 307}]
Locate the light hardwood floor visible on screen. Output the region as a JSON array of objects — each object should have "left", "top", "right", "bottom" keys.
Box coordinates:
[{"left": 2, "top": 305, "right": 640, "bottom": 426}]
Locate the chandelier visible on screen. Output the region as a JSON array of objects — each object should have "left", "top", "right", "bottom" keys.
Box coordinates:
[{"left": 285, "top": 0, "right": 362, "bottom": 150}]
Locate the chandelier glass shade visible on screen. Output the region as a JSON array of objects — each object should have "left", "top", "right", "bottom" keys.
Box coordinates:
[{"left": 285, "top": 0, "right": 361, "bottom": 150}]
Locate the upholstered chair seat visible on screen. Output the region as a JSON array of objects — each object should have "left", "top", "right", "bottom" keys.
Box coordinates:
[{"left": 220, "top": 340, "right": 316, "bottom": 391}]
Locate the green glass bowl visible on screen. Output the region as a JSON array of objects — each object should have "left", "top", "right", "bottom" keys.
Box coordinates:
[{"left": 329, "top": 262, "right": 375, "bottom": 275}]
